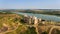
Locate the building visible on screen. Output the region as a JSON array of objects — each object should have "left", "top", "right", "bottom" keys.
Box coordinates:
[
  {"left": 23, "top": 14, "right": 29, "bottom": 23},
  {"left": 23, "top": 14, "right": 47, "bottom": 25},
  {"left": 28, "top": 16, "right": 32, "bottom": 24},
  {"left": 33, "top": 16, "right": 38, "bottom": 25},
  {"left": 38, "top": 18, "right": 42, "bottom": 23},
  {"left": 23, "top": 15, "right": 38, "bottom": 25}
]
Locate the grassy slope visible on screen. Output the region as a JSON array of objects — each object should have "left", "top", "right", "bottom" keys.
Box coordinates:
[{"left": 0, "top": 13, "right": 37, "bottom": 34}]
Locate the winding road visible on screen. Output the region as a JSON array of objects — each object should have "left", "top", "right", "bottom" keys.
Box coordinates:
[{"left": 49, "top": 26, "right": 60, "bottom": 34}]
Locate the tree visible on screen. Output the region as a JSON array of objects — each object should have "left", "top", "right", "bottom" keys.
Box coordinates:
[{"left": 41, "top": 31, "right": 48, "bottom": 34}]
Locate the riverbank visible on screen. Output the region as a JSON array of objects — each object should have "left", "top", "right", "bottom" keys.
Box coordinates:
[{"left": 16, "top": 12, "right": 60, "bottom": 22}]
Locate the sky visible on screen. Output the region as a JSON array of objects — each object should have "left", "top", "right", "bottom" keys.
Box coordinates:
[{"left": 0, "top": 0, "right": 60, "bottom": 9}]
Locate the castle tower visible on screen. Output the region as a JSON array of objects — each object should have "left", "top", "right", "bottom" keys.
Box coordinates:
[
  {"left": 33, "top": 16, "right": 38, "bottom": 25},
  {"left": 24, "top": 14, "right": 28, "bottom": 17},
  {"left": 38, "top": 18, "right": 42, "bottom": 23},
  {"left": 23, "top": 14, "right": 29, "bottom": 23},
  {"left": 29, "top": 16, "right": 32, "bottom": 24}
]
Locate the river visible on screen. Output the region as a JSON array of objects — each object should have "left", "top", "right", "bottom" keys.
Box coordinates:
[{"left": 15, "top": 12, "right": 60, "bottom": 22}]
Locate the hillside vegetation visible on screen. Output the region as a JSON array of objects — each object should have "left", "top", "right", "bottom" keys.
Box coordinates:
[{"left": 0, "top": 13, "right": 37, "bottom": 34}]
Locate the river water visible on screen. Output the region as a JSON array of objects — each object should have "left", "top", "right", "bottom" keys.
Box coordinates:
[{"left": 15, "top": 12, "right": 60, "bottom": 22}]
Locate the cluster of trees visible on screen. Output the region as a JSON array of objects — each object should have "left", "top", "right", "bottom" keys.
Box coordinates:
[
  {"left": 41, "top": 31, "right": 48, "bottom": 34},
  {"left": 0, "top": 9, "right": 60, "bottom": 16},
  {"left": 0, "top": 12, "right": 13, "bottom": 14},
  {"left": 19, "top": 10, "right": 60, "bottom": 16}
]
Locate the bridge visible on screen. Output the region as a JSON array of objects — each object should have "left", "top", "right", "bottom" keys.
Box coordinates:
[{"left": 49, "top": 26, "right": 60, "bottom": 34}]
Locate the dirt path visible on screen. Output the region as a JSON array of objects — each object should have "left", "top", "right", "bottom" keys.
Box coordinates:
[{"left": 0, "top": 23, "right": 20, "bottom": 34}]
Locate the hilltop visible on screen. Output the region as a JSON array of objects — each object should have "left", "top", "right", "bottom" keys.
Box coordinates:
[{"left": 0, "top": 13, "right": 37, "bottom": 34}]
